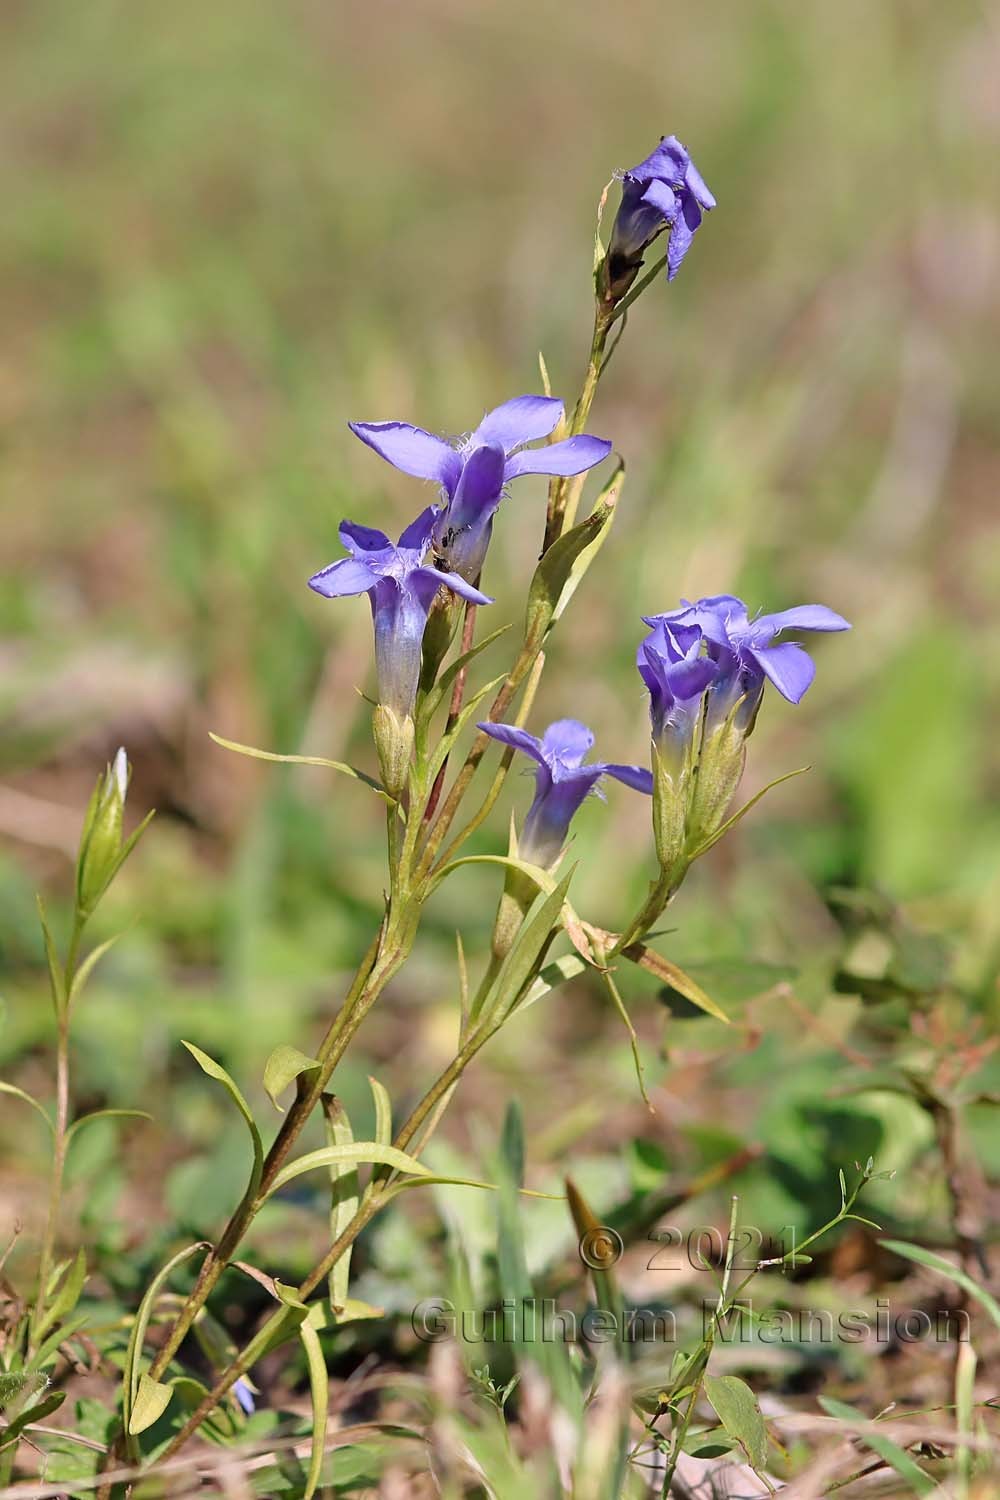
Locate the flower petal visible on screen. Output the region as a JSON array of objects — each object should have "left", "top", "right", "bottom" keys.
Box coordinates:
[
  {"left": 755, "top": 604, "right": 851, "bottom": 638},
  {"left": 752, "top": 641, "right": 816, "bottom": 703},
  {"left": 602, "top": 763, "right": 654, "bottom": 795},
  {"left": 504, "top": 434, "right": 612, "bottom": 480},
  {"left": 473, "top": 395, "right": 564, "bottom": 450},
  {"left": 416, "top": 566, "right": 493, "bottom": 607},
  {"left": 541, "top": 719, "right": 595, "bottom": 769},
  {"left": 308, "top": 557, "right": 378, "bottom": 598},
  {"left": 685, "top": 158, "right": 716, "bottom": 211},
  {"left": 339, "top": 520, "right": 392, "bottom": 555},
  {"left": 640, "top": 176, "right": 680, "bottom": 223},
  {"left": 666, "top": 192, "right": 702, "bottom": 281},
  {"left": 397, "top": 505, "right": 439, "bottom": 553},
  {"left": 478, "top": 721, "right": 546, "bottom": 766},
  {"left": 349, "top": 421, "right": 462, "bottom": 492},
  {"left": 447, "top": 442, "right": 507, "bottom": 532}
]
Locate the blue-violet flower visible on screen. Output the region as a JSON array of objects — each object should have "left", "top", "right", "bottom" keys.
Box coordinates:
[
  {"left": 609, "top": 135, "right": 716, "bottom": 291},
  {"left": 478, "top": 717, "right": 652, "bottom": 868},
  {"left": 350, "top": 395, "right": 612, "bottom": 581},
  {"left": 308, "top": 507, "right": 491, "bottom": 721}
]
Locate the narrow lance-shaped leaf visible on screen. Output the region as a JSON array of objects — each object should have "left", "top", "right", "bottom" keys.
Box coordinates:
[
  {"left": 263, "top": 1142, "right": 435, "bottom": 1200},
  {"left": 687, "top": 766, "right": 810, "bottom": 860},
  {"left": 298, "top": 1318, "right": 329, "bottom": 1500},
  {"left": 209, "top": 732, "right": 386, "bottom": 797},
  {"left": 525, "top": 463, "right": 621, "bottom": 647},
  {"left": 472, "top": 868, "right": 574, "bottom": 1030},
  {"left": 320, "top": 1096, "right": 359, "bottom": 1316},
  {"left": 122, "top": 1241, "right": 209, "bottom": 1443},
  {"left": 818, "top": 1396, "right": 933, "bottom": 1496},
  {"left": 0, "top": 1082, "right": 53, "bottom": 1135},
  {"left": 620, "top": 941, "right": 730, "bottom": 1024},
  {"left": 880, "top": 1238, "right": 1000, "bottom": 1332},
  {"left": 33, "top": 1248, "right": 87, "bottom": 1343},
  {"left": 35, "top": 895, "right": 66, "bottom": 1017},
  {"left": 182, "top": 1041, "right": 264, "bottom": 1203}
]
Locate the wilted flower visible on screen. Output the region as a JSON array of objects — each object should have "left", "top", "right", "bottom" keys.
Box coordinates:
[
  {"left": 350, "top": 395, "right": 612, "bottom": 581},
  {"left": 309, "top": 508, "right": 491, "bottom": 721},
  {"left": 478, "top": 718, "right": 651, "bottom": 868},
  {"left": 608, "top": 135, "right": 716, "bottom": 296}
]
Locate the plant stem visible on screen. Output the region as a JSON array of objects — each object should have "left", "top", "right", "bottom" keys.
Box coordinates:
[
  {"left": 423, "top": 601, "right": 478, "bottom": 826},
  {"left": 31, "top": 918, "right": 82, "bottom": 1350},
  {"left": 660, "top": 1195, "right": 740, "bottom": 1498},
  {"left": 145, "top": 919, "right": 401, "bottom": 1381},
  {"left": 543, "top": 303, "right": 613, "bottom": 550}
]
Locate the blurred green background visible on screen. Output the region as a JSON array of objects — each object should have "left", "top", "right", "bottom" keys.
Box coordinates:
[{"left": 2, "top": 0, "right": 999, "bottom": 1299}]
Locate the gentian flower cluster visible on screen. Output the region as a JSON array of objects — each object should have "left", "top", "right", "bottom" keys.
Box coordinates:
[
  {"left": 350, "top": 396, "right": 611, "bottom": 582},
  {"left": 479, "top": 718, "right": 652, "bottom": 869},
  {"left": 635, "top": 595, "right": 850, "bottom": 877},
  {"left": 608, "top": 135, "right": 716, "bottom": 298}
]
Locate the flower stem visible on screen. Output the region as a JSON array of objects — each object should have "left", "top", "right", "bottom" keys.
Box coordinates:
[
  {"left": 544, "top": 303, "right": 613, "bottom": 549},
  {"left": 31, "top": 917, "right": 82, "bottom": 1351}
]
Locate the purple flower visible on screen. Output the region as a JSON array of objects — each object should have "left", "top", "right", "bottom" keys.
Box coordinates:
[
  {"left": 233, "top": 1378, "right": 256, "bottom": 1415},
  {"left": 651, "top": 595, "right": 851, "bottom": 731},
  {"left": 609, "top": 135, "right": 716, "bottom": 289},
  {"left": 636, "top": 619, "right": 718, "bottom": 759},
  {"left": 349, "top": 395, "right": 612, "bottom": 581},
  {"left": 478, "top": 717, "right": 652, "bottom": 868},
  {"left": 309, "top": 508, "right": 491, "bottom": 719}
]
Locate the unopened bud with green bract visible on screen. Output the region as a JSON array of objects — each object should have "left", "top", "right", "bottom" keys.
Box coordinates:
[
  {"left": 372, "top": 705, "right": 414, "bottom": 800},
  {"left": 75, "top": 748, "right": 139, "bottom": 920}
]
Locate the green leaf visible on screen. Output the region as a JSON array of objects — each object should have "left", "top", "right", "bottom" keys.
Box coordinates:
[
  {"left": 424, "top": 674, "right": 506, "bottom": 784},
  {"left": 0, "top": 1391, "right": 66, "bottom": 1452},
  {"left": 472, "top": 868, "right": 574, "bottom": 1029},
  {"left": 182, "top": 1041, "right": 263, "bottom": 1202},
  {"left": 122, "top": 1241, "right": 208, "bottom": 1444},
  {"left": 430, "top": 852, "right": 556, "bottom": 901},
  {"left": 66, "top": 1108, "right": 152, "bottom": 1147},
  {"left": 68, "top": 930, "right": 125, "bottom": 1007},
  {"left": 320, "top": 1096, "right": 359, "bottom": 1316},
  {"left": 687, "top": 766, "right": 810, "bottom": 859},
  {"left": 420, "top": 624, "right": 511, "bottom": 721},
  {"left": 818, "top": 1397, "right": 934, "bottom": 1495},
  {"left": 128, "top": 1373, "right": 173, "bottom": 1436},
  {"left": 0, "top": 1371, "right": 46, "bottom": 1415},
  {"left": 880, "top": 1239, "right": 1000, "bottom": 1331},
  {"left": 262, "top": 1044, "right": 321, "bottom": 1112},
  {"left": 36, "top": 895, "right": 66, "bottom": 1017},
  {"left": 298, "top": 1318, "right": 329, "bottom": 1500},
  {"left": 0, "top": 1081, "right": 53, "bottom": 1134},
  {"left": 621, "top": 942, "right": 730, "bottom": 1023},
  {"left": 34, "top": 1248, "right": 87, "bottom": 1342},
  {"left": 369, "top": 1076, "right": 392, "bottom": 1148},
  {"left": 264, "top": 1142, "right": 434, "bottom": 1199},
  {"left": 25, "top": 1312, "right": 92, "bottom": 1373},
  {"left": 524, "top": 465, "right": 621, "bottom": 647},
  {"left": 520, "top": 953, "right": 588, "bottom": 1011},
  {"left": 209, "top": 732, "right": 386, "bottom": 797},
  {"left": 703, "top": 1374, "right": 769, "bottom": 1471}
]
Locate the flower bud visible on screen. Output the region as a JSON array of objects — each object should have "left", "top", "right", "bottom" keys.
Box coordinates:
[
  {"left": 685, "top": 711, "right": 746, "bottom": 855},
  {"left": 76, "top": 747, "right": 129, "bottom": 919},
  {"left": 372, "top": 704, "right": 414, "bottom": 800}
]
